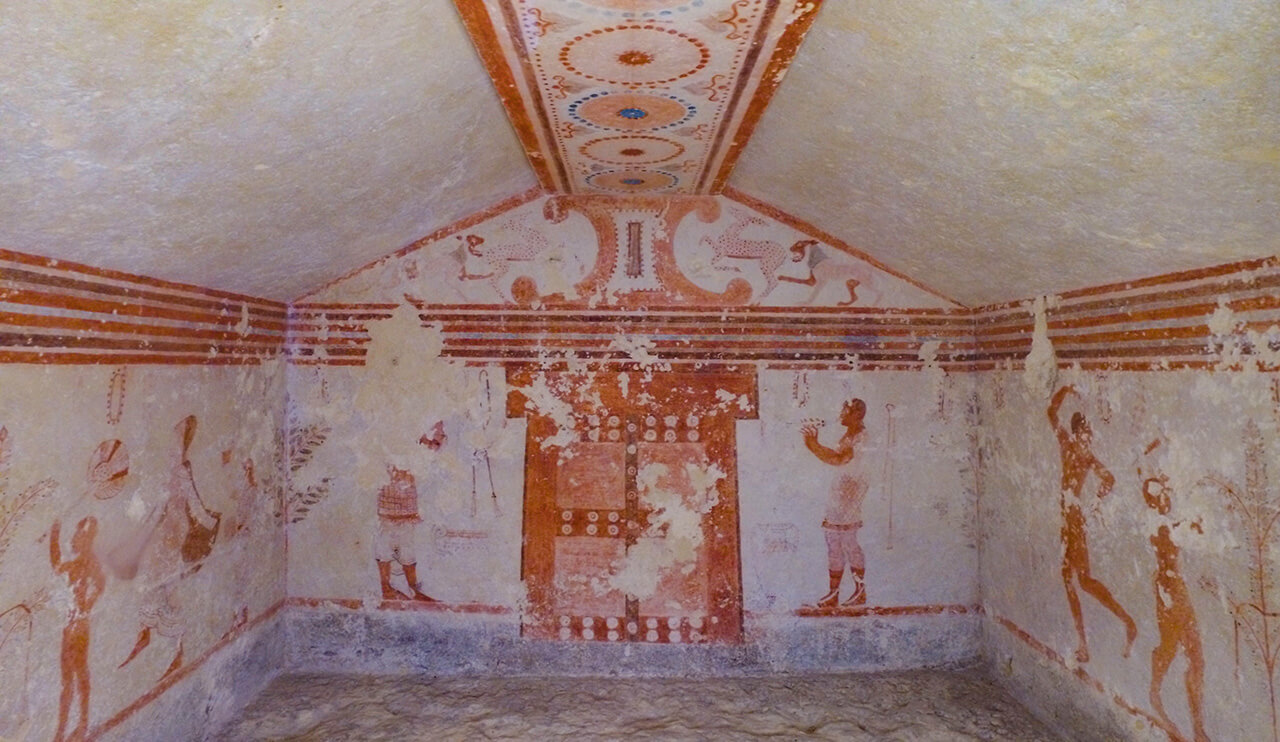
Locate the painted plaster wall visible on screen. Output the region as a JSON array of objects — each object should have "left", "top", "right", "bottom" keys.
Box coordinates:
[
  {"left": 283, "top": 339, "right": 982, "bottom": 671},
  {"left": 978, "top": 366, "right": 1280, "bottom": 741},
  {"left": 741, "top": 368, "right": 977, "bottom": 615},
  {"left": 284, "top": 336, "right": 527, "bottom": 609},
  {"left": 0, "top": 362, "right": 287, "bottom": 741},
  {"left": 736, "top": 1, "right": 1280, "bottom": 307},
  {"left": 0, "top": 0, "right": 538, "bottom": 301},
  {"left": 284, "top": 194, "right": 979, "bottom": 671}
]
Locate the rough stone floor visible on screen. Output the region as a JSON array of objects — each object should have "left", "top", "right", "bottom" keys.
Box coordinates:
[{"left": 214, "top": 669, "right": 1065, "bottom": 741}]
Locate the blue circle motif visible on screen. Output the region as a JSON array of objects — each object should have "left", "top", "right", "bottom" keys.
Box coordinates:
[
  {"left": 568, "top": 92, "right": 697, "bottom": 133},
  {"left": 584, "top": 169, "right": 680, "bottom": 193},
  {"left": 618, "top": 108, "right": 647, "bottom": 120}
]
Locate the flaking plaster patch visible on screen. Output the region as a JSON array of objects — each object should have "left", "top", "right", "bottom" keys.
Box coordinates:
[
  {"left": 714, "top": 388, "right": 752, "bottom": 414},
  {"left": 352, "top": 304, "right": 470, "bottom": 489},
  {"left": 1022, "top": 295, "right": 1059, "bottom": 398},
  {"left": 917, "top": 338, "right": 950, "bottom": 407},
  {"left": 519, "top": 373, "right": 581, "bottom": 451},
  {"left": 608, "top": 335, "right": 669, "bottom": 372},
  {"left": 597, "top": 460, "right": 725, "bottom": 602},
  {"left": 1208, "top": 297, "right": 1238, "bottom": 338}
]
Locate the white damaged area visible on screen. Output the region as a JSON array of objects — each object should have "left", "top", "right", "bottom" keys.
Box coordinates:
[
  {"left": 1022, "top": 295, "right": 1059, "bottom": 398},
  {"left": 1208, "top": 296, "right": 1280, "bottom": 372},
  {"left": 714, "top": 388, "right": 754, "bottom": 414},
  {"left": 916, "top": 338, "right": 950, "bottom": 409},
  {"left": 351, "top": 304, "right": 472, "bottom": 489},
  {"left": 518, "top": 373, "right": 582, "bottom": 451},
  {"left": 597, "top": 460, "right": 725, "bottom": 602},
  {"left": 608, "top": 335, "right": 671, "bottom": 372}
]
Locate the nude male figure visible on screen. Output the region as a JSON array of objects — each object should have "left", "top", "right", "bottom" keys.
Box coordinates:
[
  {"left": 1141, "top": 439, "right": 1209, "bottom": 741},
  {"left": 1048, "top": 384, "right": 1137, "bottom": 663},
  {"left": 50, "top": 517, "right": 106, "bottom": 742}
]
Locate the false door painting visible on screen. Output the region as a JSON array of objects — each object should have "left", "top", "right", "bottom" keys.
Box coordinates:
[{"left": 508, "top": 368, "right": 757, "bottom": 644}]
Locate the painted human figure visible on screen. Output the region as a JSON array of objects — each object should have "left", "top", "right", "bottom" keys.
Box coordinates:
[
  {"left": 1140, "top": 439, "right": 1209, "bottom": 741},
  {"left": 50, "top": 517, "right": 106, "bottom": 742},
  {"left": 374, "top": 421, "right": 446, "bottom": 601},
  {"left": 1047, "top": 384, "right": 1137, "bottom": 663},
  {"left": 119, "top": 415, "right": 221, "bottom": 677},
  {"left": 801, "top": 398, "right": 869, "bottom": 608}
]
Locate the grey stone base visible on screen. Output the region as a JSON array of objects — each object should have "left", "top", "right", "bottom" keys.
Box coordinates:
[
  {"left": 284, "top": 606, "right": 982, "bottom": 677},
  {"left": 982, "top": 616, "right": 1161, "bottom": 742},
  {"left": 101, "top": 612, "right": 287, "bottom": 742},
  {"left": 95, "top": 606, "right": 1022, "bottom": 740}
]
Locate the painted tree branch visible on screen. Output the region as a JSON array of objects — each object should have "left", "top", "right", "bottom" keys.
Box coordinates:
[{"left": 1203, "top": 420, "right": 1280, "bottom": 742}]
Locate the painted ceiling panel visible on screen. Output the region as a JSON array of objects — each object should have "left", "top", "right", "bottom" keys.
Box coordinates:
[
  {"left": 732, "top": 1, "right": 1280, "bottom": 306},
  {"left": 0, "top": 0, "right": 536, "bottom": 301},
  {"left": 455, "top": 0, "right": 820, "bottom": 194}
]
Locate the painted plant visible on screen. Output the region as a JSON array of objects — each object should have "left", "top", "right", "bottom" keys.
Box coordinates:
[
  {"left": 0, "top": 426, "right": 57, "bottom": 735},
  {"left": 280, "top": 418, "right": 333, "bottom": 524},
  {"left": 1202, "top": 420, "right": 1280, "bottom": 742},
  {"left": 0, "top": 426, "right": 56, "bottom": 560}
]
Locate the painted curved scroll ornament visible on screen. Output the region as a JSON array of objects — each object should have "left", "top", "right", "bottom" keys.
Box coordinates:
[{"left": 558, "top": 196, "right": 753, "bottom": 307}]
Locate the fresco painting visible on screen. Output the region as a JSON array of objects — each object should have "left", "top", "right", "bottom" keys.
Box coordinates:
[
  {"left": 282, "top": 305, "right": 528, "bottom": 611},
  {"left": 509, "top": 367, "right": 754, "bottom": 643},
  {"left": 0, "top": 364, "right": 286, "bottom": 741},
  {"left": 0, "top": 599, "right": 43, "bottom": 737},
  {"left": 802, "top": 398, "right": 870, "bottom": 610},
  {"left": 115, "top": 416, "right": 223, "bottom": 679},
  {"left": 49, "top": 516, "right": 106, "bottom": 742},
  {"left": 1201, "top": 421, "right": 1280, "bottom": 742},
  {"left": 982, "top": 366, "right": 1280, "bottom": 740},
  {"left": 968, "top": 259, "right": 1280, "bottom": 741},
  {"left": 452, "top": 0, "right": 821, "bottom": 195},
  {"left": 1047, "top": 384, "right": 1138, "bottom": 665},
  {"left": 373, "top": 420, "right": 446, "bottom": 603},
  {"left": 303, "top": 195, "right": 954, "bottom": 310},
  {"left": 0, "top": 248, "right": 289, "bottom": 741},
  {"left": 3, "top": 195, "right": 1279, "bottom": 742},
  {"left": 740, "top": 370, "right": 977, "bottom": 622},
  {"left": 1140, "top": 437, "right": 1208, "bottom": 742}
]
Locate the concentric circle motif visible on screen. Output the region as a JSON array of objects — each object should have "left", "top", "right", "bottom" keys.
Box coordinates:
[
  {"left": 570, "top": 92, "right": 695, "bottom": 132},
  {"left": 560, "top": 26, "right": 710, "bottom": 86},
  {"left": 579, "top": 135, "right": 685, "bottom": 165},
  {"left": 586, "top": 169, "right": 679, "bottom": 193}
]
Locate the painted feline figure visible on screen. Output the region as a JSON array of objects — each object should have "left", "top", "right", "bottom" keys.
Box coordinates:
[
  {"left": 776, "top": 244, "right": 873, "bottom": 307},
  {"left": 458, "top": 215, "right": 554, "bottom": 300},
  {"left": 700, "top": 211, "right": 815, "bottom": 301}
]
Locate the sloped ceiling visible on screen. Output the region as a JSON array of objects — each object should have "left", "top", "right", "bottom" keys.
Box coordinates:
[
  {"left": 0, "top": 1, "right": 536, "bottom": 301},
  {"left": 734, "top": 2, "right": 1280, "bottom": 306},
  {"left": 2, "top": 1, "right": 1276, "bottom": 306}
]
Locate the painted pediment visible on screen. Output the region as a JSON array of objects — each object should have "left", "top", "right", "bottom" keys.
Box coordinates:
[{"left": 304, "top": 195, "right": 956, "bottom": 310}]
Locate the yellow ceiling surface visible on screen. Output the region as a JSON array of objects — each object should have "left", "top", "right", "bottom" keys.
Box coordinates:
[{"left": 1, "top": 1, "right": 1276, "bottom": 304}]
